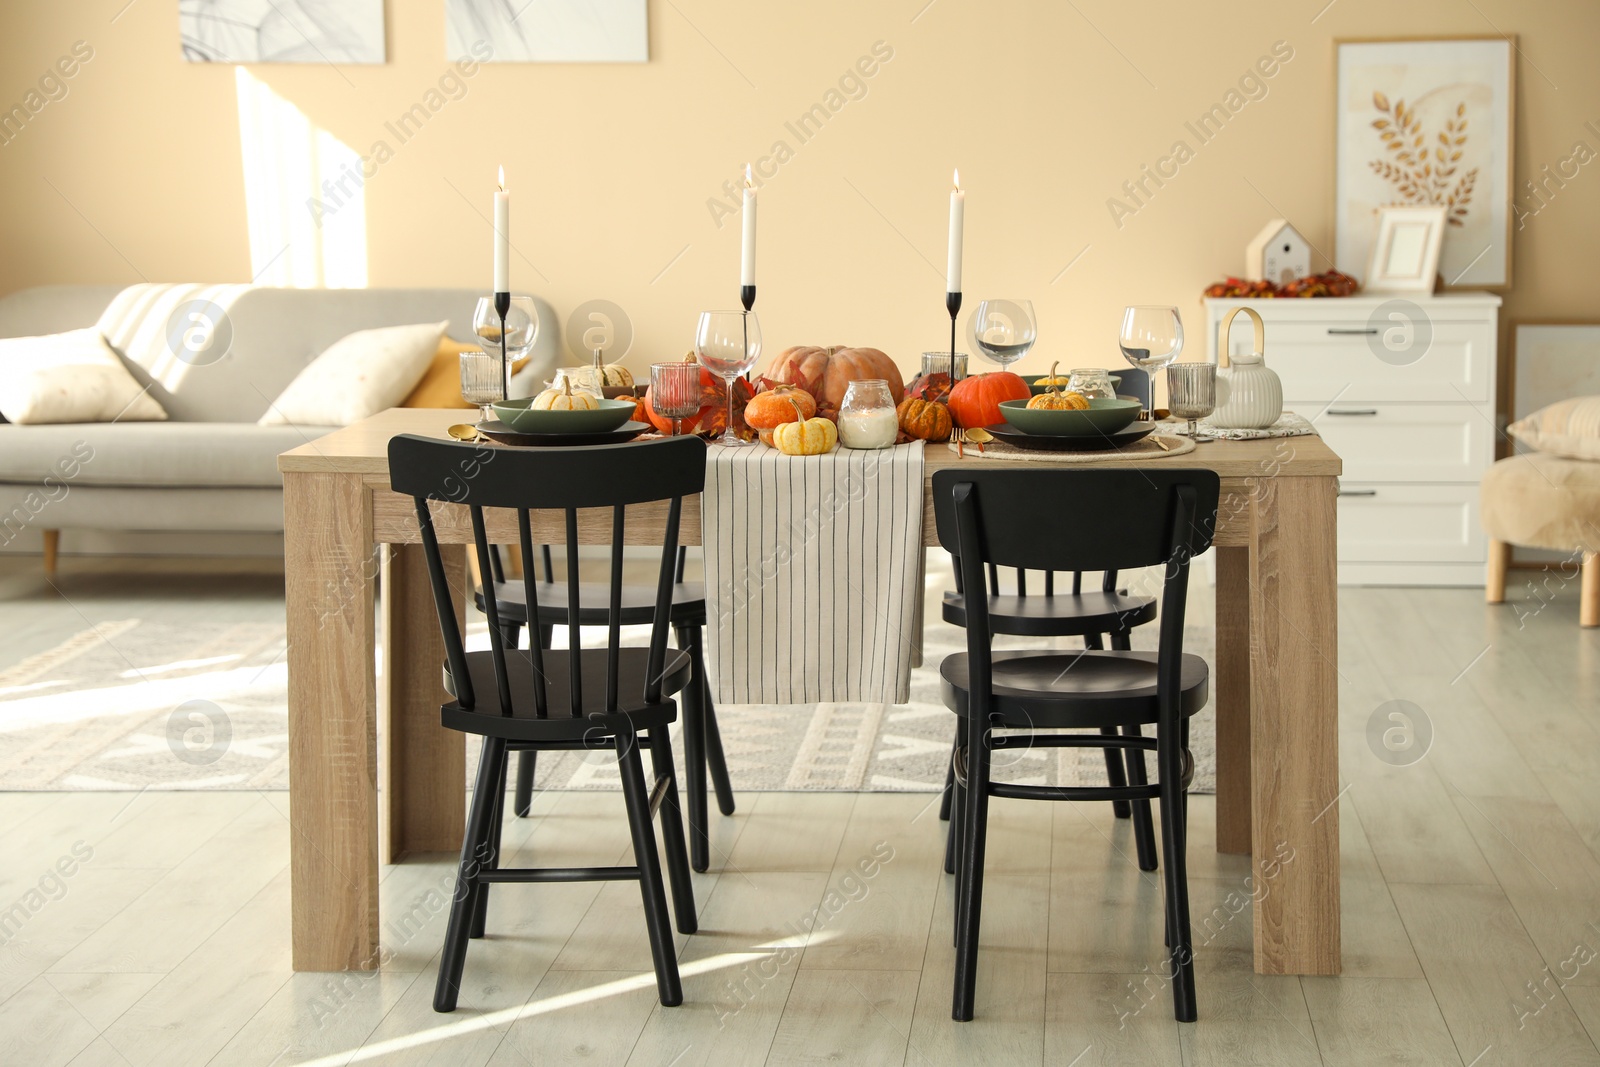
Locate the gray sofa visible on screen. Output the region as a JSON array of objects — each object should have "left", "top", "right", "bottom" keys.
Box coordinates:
[{"left": 0, "top": 285, "right": 558, "bottom": 565}]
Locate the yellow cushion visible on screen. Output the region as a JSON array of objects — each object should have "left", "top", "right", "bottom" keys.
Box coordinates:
[{"left": 400, "top": 338, "right": 529, "bottom": 409}]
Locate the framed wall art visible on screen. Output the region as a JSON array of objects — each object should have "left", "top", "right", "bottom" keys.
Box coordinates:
[
  {"left": 1334, "top": 37, "right": 1515, "bottom": 290},
  {"left": 179, "top": 0, "right": 386, "bottom": 64},
  {"left": 1510, "top": 322, "right": 1600, "bottom": 451},
  {"left": 446, "top": 0, "right": 648, "bottom": 63}
]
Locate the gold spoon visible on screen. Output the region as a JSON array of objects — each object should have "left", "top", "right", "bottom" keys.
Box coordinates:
[{"left": 446, "top": 423, "right": 480, "bottom": 442}]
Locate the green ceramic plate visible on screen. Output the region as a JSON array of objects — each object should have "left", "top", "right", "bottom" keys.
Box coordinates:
[
  {"left": 490, "top": 397, "right": 638, "bottom": 434},
  {"left": 998, "top": 396, "right": 1142, "bottom": 436},
  {"left": 1021, "top": 372, "right": 1120, "bottom": 396}
]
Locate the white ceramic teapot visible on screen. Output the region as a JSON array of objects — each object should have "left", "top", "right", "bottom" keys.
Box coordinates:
[{"left": 1211, "top": 306, "right": 1283, "bottom": 430}]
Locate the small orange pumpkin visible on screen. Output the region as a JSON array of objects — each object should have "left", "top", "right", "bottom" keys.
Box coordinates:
[
  {"left": 744, "top": 384, "right": 817, "bottom": 431},
  {"left": 896, "top": 397, "right": 952, "bottom": 442},
  {"left": 1025, "top": 362, "right": 1090, "bottom": 410}
]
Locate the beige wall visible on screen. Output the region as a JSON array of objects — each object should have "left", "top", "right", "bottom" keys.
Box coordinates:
[{"left": 1, "top": 0, "right": 1596, "bottom": 381}]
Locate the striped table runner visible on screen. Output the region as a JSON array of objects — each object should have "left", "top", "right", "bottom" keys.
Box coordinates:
[{"left": 700, "top": 441, "right": 926, "bottom": 705}]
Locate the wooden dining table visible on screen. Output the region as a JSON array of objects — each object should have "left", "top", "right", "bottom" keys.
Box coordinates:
[{"left": 278, "top": 407, "right": 1344, "bottom": 978}]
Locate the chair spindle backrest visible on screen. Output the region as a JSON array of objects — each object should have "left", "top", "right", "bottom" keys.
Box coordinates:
[
  {"left": 389, "top": 434, "right": 706, "bottom": 721},
  {"left": 933, "top": 469, "right": 1221, "bottom": 725}
]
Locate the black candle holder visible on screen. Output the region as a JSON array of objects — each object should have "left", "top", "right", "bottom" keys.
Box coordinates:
[
  {"left": 740, "top": 285, "right": 755, "bottom": 384},
  {"left": 494, "top": 290, "right": 510, "bottom": 401},
  {"left": 946, "top": 290, "right": 963, "bottom": 382}
]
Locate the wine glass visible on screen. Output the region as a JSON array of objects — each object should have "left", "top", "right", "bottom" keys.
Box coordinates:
[
  {"left": 1119, "top": 306, "right": 1184, "bottom": 416},
  {"left": 650, "top": 361, "right": 702, "bottom": 436},
  {"left": 473, "top": 296, "right": 541, "bottom": 398},
  {"left": 968, "top": 299, "right": 1037, "bottom": 370},
  {"left": 1165, "top": 362, "right": 1218, "bottom": 440},
  {"left": 694, "top": 311, "right": 761, "bottom": 447},
  {"left": 458, "top": 349, "right": 501, "bottom": 424}
]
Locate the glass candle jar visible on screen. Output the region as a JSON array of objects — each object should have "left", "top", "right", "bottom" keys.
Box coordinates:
[
  {"left": 549, "top": 366, "right": 604, "bottom": 400},
  {"left": 837, "top": 379, "right": 898, "bottom": 449},
  {"left": 919, "top": 351, "right": 968, "bottom": 379},
  {"left": 1066, "top": 368, "right": 1117, "bottom": 400}
]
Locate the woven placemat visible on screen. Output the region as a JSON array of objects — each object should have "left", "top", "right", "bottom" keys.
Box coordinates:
[
  {"left": 944, "top": 433, "right": 1194, "bottom": 461},
  {"left": 1170, "top": 412, "right": 1318, "bottom": 440}
]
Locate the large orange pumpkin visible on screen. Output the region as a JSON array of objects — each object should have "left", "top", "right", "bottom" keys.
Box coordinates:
[
  {"left": 642, "top": 359, "right": 755, "bottom": 438},
  {"left": 947, "top": 371, "right": 1030, "bottom": 429},
  {"left": 764, "top": 346, "right": 904, "bottom": 412}
]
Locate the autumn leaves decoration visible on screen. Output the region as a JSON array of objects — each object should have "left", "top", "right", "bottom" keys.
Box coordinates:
[{"left": 1369, "top": 93, "right": 1476, "bottom": 227}]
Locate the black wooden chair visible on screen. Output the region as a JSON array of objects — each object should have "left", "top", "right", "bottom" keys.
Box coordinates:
[
  {"left": 939, "top": 563, "right": 1160, "bottom": 872},
  {"left": 476, "top": 543, "right": 735, "bottom": 872},
  {"left": 388, "top": 433, "right": 706, "bottom": 1013},
  {"left": 932, "top": 468, "right": 1219, "bottom": 1023},
  {"left": 935, "top": 363, "right": 1160, "bottom": 859}
]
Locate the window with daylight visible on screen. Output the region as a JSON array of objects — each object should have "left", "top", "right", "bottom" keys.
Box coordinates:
[{"left": 234, "top": 67, "right": 366, "bottom": 287}]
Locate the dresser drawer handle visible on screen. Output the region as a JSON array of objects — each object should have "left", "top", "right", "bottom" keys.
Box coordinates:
[
  {"left": 1327, "top": 327, "right": 1379, "bottom": 335},
  {"left": 1327, "top": 408, "right": 1379, "bottom": 416},
  {"left": 1338, "top": 489, "right": 1378, "bottom": 497}
]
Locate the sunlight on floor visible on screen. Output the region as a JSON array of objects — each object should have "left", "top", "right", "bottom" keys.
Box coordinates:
[
  {"left": 0, "top": 662, "right": 285, "bottom": 731},
  {"left": 294, "top": 932, "right": 836, "bottom": 1067}
]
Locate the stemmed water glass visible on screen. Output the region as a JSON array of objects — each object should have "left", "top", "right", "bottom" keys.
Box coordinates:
[
  {"left": 459, "top": 349, "right": 502, "bottom": 424},
  {"left": 1119, "top": 306, "right": 1184, "bottom": 416},
  {"left": 1166, "top": 363, "right": 1218, "bottom": 440},
  {"left": 694, "top": 310, "right": 761, "bottom": 447},
  {"left": 472, "top": 296, "right": 540, "bottom": 398},
  {"left": 650, "top": 362, "right": 702, "bottom": 436},
  {"left": 968, "top": 299, "right": 1037, "bottom": 370}
]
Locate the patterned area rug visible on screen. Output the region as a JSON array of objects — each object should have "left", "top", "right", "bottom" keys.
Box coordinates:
[
  {"left": 0, "top": 554, "right": 1215, "bottom": 794},
  {"left": 518, "top": 559, "right": 1217, "bottom": 795},
  {"left": 0, "top": 619, "right": 288, "bottom": 789}
]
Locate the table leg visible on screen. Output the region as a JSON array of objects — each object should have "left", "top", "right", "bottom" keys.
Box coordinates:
[
  {"left": 1248, "top": 476, "right": 1341, "bottom": 975},
  {"left": 285, "top": 472, "right": 380, "bottom": 971},
  {"left": 1214, "top": 545, "right": 1252, "bottom": 855},
  {"left": 381, "top": 543, "right": 467, "bottom": 862}
]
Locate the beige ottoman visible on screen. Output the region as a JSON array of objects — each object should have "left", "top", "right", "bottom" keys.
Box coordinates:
[{"left": 1481, "top": 452, "right": 1600, "bottom": 627}]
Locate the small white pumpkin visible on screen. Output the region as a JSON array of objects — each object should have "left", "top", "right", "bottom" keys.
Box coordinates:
[
  {"left": 531, "top": 378, "right": 599, "bottom": 411},
  {"left": 569, "top": 363, "right": 634, "bottom": 389}
]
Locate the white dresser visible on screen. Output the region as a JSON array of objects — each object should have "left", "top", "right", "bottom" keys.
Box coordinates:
[{"left": 1204, "top": 293, "right": 1501, "bottom": 586}]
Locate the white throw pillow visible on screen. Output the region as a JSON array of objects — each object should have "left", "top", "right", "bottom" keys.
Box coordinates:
[
  {"left": 1509, "top": 395, "right": 1600, "bottom": 461},
  {"left": 259, "top": 321, "right": 447, "bottom": 426},
  {"left": 0, "top": 328, "right": 168, "bottom": 425}
]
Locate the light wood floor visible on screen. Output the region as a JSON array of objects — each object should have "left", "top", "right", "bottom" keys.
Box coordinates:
[{"left": 1, "top": 557, "right": 1598, "bottom": 1065}]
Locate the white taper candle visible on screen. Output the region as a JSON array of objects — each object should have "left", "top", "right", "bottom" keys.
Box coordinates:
[
  {"left": 493, "top": 165, "right": 510, "bottom": 292},
  {"left": 947, "top": 169, "right": 964, "bottom": 293},
  {"left": 740, "top": 164, "right": 757, "bottom": 288}
]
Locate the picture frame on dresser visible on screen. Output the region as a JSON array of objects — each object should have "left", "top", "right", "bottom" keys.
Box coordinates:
[
  {"left": 1333, "top": 37, "right": 1516, "bottom": 291},
  {"left": 1363, "top": 205, "right": 1446, "bottom": 293},
  {"left": 1205, "top": 292, "right": 1501, "bottom": 587}
]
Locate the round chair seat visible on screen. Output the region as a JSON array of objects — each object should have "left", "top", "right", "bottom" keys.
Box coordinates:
[
  {"left": 940, "top": 649, "right": 1209, "bottom": 730},
  {"left": 1481, "top": 453, "right": 1600, "bottom": 553},
  {"left": 942, "top": 589, "right": 1156, "bottom": 637},
  {"left": 442, "top": 647, "right": 692, "bottom": 742}
]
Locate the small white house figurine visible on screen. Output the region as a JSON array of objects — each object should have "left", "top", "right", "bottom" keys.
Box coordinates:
[{"left": 1245, "top": 220, "right": 1311, "bottom": 287}]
